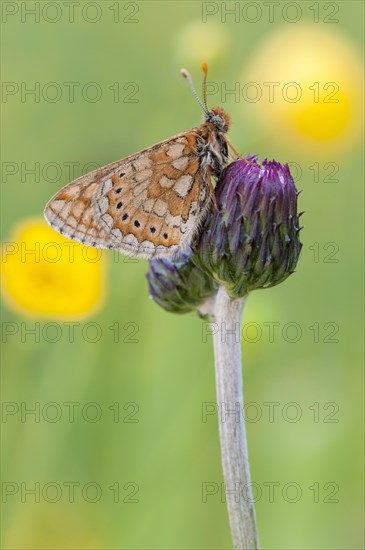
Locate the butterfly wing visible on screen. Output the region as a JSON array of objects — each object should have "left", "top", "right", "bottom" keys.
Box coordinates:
[
  {"left": 45, "top": 132, "right": 211, "bottom": 258},
  {"left": 44, "top": 158, "right": 126, "bottom": 250}
]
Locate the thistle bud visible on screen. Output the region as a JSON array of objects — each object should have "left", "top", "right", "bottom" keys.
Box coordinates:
[
  {"left": 147, "top": 248, "right": 218, "bottom": 315},
  {"left": 193, "top": 156, "right": 303, "bottom": 298}
]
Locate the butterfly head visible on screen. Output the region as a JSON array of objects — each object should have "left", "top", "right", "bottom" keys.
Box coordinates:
[{"left": 205, "top": 107, "right": 231, "bottom": 133}]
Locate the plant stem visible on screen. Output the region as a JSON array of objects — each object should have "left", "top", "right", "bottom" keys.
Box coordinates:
[{"left": 212, "top": 285, "right": 260, "bottom": 550}]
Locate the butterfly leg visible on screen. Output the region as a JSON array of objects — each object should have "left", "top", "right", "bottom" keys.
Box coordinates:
[
  {"left": 226, "top": 138, "right": 246, "bottom": 161},
  {"left": 226, "top": 138, "right": 259, "bottom": 167},
  {"left": 206, "top": 168, "right": 219, "bottom": 212}
]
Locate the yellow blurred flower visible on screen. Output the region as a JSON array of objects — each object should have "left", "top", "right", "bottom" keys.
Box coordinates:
[
  {"left": 1, "top": 219, "right": 106, "bottom": 319},
  {"left": 176, "top": 20, "right": 230, "bottom": 65},
  {"left": 242, "top": 25, "right": 363, "bottom": 156}
]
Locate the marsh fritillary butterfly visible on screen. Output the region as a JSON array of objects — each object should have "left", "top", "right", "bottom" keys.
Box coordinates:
[{"left": 44, "top": 63, "right": 239, "bottom": 258}]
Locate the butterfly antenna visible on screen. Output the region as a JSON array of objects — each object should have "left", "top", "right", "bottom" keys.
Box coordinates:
[
  {"left": 201, "top": 61, "right": 209, "bottom": 112},
  {"left": 181, "top": 67, "right": 209, "bottom": 115}
]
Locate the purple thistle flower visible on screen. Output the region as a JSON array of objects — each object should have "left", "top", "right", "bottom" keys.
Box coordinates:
[{"left": 192, "top": 156, "right": 303, "bottom": 298}]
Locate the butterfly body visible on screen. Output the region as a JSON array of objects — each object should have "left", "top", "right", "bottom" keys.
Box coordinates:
[{"left": 195, "top": 107, "right": 231, "bottom": 178}]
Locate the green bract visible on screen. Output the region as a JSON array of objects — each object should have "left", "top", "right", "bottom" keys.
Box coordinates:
[{"left": 147, "top": 248, "right": 218, "bottom": 314}]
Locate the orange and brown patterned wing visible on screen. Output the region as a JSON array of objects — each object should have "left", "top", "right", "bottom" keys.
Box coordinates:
[
  {"left": 44, "top": 158, "right": 131, "bottom": 250},
  {"left": 45, "top": 131, "right": 211, "bottom": 258},
  {"left": 94, "top": 132, "right": 211, "bottom": 257},
  {"left": 45, "top": 131, "right": 210, "bottom": 257}
]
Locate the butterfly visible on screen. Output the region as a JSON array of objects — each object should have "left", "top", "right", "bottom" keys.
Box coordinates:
[{"left": 44, "top": 63, "right": 239, "bottom": 259}]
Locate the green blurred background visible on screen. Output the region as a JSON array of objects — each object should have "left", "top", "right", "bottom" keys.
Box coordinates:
[{"left": 1, "top": 1, "right": 364, "bottom": 549}]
